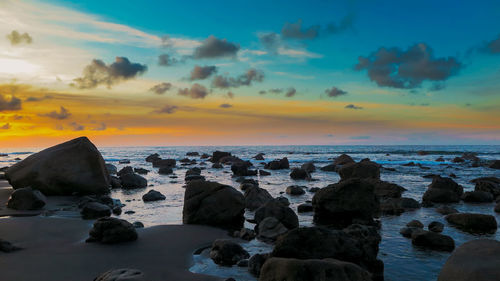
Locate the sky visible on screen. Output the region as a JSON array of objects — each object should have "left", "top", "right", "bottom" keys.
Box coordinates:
[{"left": 0, "top": 0, "right": 499, "bottom": 148}]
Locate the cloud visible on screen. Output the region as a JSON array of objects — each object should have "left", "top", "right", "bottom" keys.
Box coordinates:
[
  {"left": 484, "top": 34, "right": 500, "bottom": 54},
  {"left": 428, "top": 83, "right": 445, "bottom": 92},
  {"left": 0, "top": 94, "right": 22, "bottom": 111},
  {"left": 345, "top": 104, "right": 363, "bottom": 110},
  {"left": 25, "top": 94, "right": 53, "bottom": 102},
  {"left": 219, "top": 103, "right": 233, "bottom": 108},
  {"left": 325, "top": 14, "right": 355, "bottom": 35},
  {"left": 355, "top": 43, "right": 462, "bottom": 89},
  {"left": 350, "top": 135, "right": 371, "bottom": 140},
  {"left": 285, "top": 87, "right": 296, "bottom": 97},
  {"left": 325, "top": 87, "right": 347, "bottom": 97},
  {"left": 149, "top": 82, "right": 172, "bottom": 94},
  {"left": 226, "top": 92, "right": 235, "bottom": 99},
  {"left": 91, "top": 122, "right": 107, "bottom": 131},
  {"left": 71, "top": 57, "right": 147, "bottom": 89},
  {"left": 258, "top": 32, "right": 282, "bottom": 54},
  {"left": 178, "top": 83, "right": 208, "bottom": 99},
  {"left": 259, "top": 87, "right": 295, "bottom": 97},
  {"left": 190, "top": 65, "right": 217, "bottom": 80},
  {"left": 281, "top": 19, "right": 320, "bottom": 40},
  {"left": 6, "top": 30, "right": 33, "bottom": 45},
  {"left": 257, "top": 32, "right": 323, "bottom": 58},
  {"left": 39, "top": 106, "right": 71, "bottom": 119},
  {"left": 193, "top": 36, "right": 240, "bottom": 59},
  {"left": 158, "top": 54, "right": 179, "bottom": 66},
  {"left": 212, "top": 68, "right": 264, "bottom": 88},
  {"left": 69, "top": 122, "right": 84, "bottom": 131},
  {"left": 259, "top": 90, "right": 267, "bottom": 95},
  {"left": 153, "top": 105, "right": 178, "bottom": 114},
  {"left": 0, "top": 123, "right": 11, "bottom": 130}
]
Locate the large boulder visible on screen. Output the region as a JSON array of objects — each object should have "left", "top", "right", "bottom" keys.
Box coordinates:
[
  {"left": 211, "top": 151, "right": 232, "bottom": 163},
  {"left": 411, "top": 230, "right": 455, "bottom": 252},
  {"left": 422, "top": 176, "right": 463, "bottom": 203},
  {"left": 4, "top": 137, "right": 110, "bottom": 195},
  {"left": 290, "top": 168, "right": 311, "bottom": 180},
  {"left": 264, "top": 158, "right": 289, "bottom": 170},
  {"left": 445, "top": 213, "right": 497, "bottom": 234},
  {"left": 105, "top": 164, "right": 117, "bottom": 175},
  {"left": 244, "top": 186, "right": 273, "bottom": 211},
  {"left": 334, "top": 154, "right": 355, "bottom": 166},
  {"left": 183, "top": 180, "right": 245, "bottom": 230},
  {"left": 152, "top": 158, "right": 176, "bottom": 168},
  {"left": 379, "top": 197, "right": 420, "bottom": 215},
  {"left": 461, "top": 191, "right": 494, "bottom": 203},
  {"left": 301, "top": 162, "right": 316, "bottom": 173},
  {"left": 94, "top": 269, "right": 145, "bottom": 281},
  {"left": 259, "top": 258, "right": 372, "bottom": 281},
  {"left": 368, "top": 179, "right": 406, "bottom": 199},
  {"left": 6, "top": 187, "right": 46, "bottom": 210},
  {"left": 338, "top": 161, "right": 380, "bottom": 181},
  {"left": 254, "top": 199, "right": 299, "bottom": 230},
  {"left": 119, "top": 173, "right": 147, "bottom": 189},
  {"left": 231, "top": 162, "right": 257, "bottom": 177},
  {"left": 86, "top": 217, "right": 138, "bottom": 244},
  {"left": 472, "top": 177, "right": 500, "bottom": 198},
  {"left": 285, "top": 185, "right": 306, "bottom": 195},
  {"left": 258, "top": 217, "right": 289, "bottom": 241},
  {"left": 248, "top": 253, "right": 270, "bottom": 277},
  {"left": 209, "top": 239, "right": 249, "bottom": 266},
  {"left": 438, "top": 239, "right": 500, "bottom": 281},
  {"left": 312, "top": 179, "right": 379, "bottom": 227}
]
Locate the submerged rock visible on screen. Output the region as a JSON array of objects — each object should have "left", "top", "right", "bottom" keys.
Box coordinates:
[
  {"left": 472, "top": 177, "right": 500, "bottom": 198},
  {"left": 290, "top": 168, "right": 311, "bottom": 180},
  {"left": 86, "top": 217, "right": 138, "bottom": 244},
  {"left": 7, "top": 187, "right": 46, "bottom": 210},
  {"left": 428, "top": 221, "right": 444, "bottom": 233},
  {"left": 461, "top": 191, "right": 493, "bottom": 203},
  {"left": 445, "top": 213, "right": 497, "bottom": 234},
  {"left": 209, "top": 239, "right": 250, "bottom": 266},
  {"left": 94, "top": 268, "right": 145, "bottom": 281},
  {"left": 411, "top": 230, "right": 455, "bottom": 252},
  {"left": 285, "top": 185, "right": 306, "bottom": 195}
]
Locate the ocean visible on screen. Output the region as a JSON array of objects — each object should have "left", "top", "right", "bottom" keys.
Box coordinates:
[{"left": 1, "top": 145, "right": 500, "bottom": 281}]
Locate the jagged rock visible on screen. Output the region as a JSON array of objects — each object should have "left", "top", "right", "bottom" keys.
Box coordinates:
[
  {"left": 244, "top": 186, "right": 273, "bottom": 211},
  {"left": 265, "top": 158, "right": 289, "bottom": 170},
  {"left": 145, "top": 153, "right": 160, "bottom": 162},
  {"left": 290, "top": 168, "right": 311, "bottom": 180}
]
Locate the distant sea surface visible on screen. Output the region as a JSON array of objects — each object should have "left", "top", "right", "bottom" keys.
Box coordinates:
[{"left": 2, "top": 145, "right": 500, "bottom": 281}]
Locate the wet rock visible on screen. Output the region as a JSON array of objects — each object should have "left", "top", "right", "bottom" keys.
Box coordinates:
[
  {"left": 264, "top": 158, "right": 289, "bottom": 170},
  {"left": 379, "top": 197, "right": 420, "bottom": 215},
  {"left": 407, "top": 220, "right": 424, "bottom": 228},
  {"left": 260, "top": 257, "right": 372, "bottom": 281},
  {"left": 133, "top": 168, "right": 149, "bottom": 175},
  {"left": 276, "top": 196, "right": 290, "bottom": 206},
  {"left": 428, "top": 221, "right": 444, "bottom": 233},
  {"left": 422, "top": 176, "right": 463, "bottom": 203},
  {"left": 417, "top": 150, "right": 429, "bottom": 155},
  {"left": 452, "top": 157, "right": 465, "bottom": 163},
  {"left": 105, "top": 164, "right": 117, "bottom": 175},
  {"left": 259, "top": 169, "right": 271, "bottom": 176},
  {"left": 334, "top": 154, "right": 355, "bottom": 166},
  {"left": 462, "top": 191, "right": 493, "bottom": 203},
  {"left": 158, "top": 166, "right": 173, "bottom": 175},
  {"left": 7, "top": 187, "right": 46, "bottom": 210},
  {"left": 94, "top": 269, "right": 145, "bottom": 281},
  {"left": 253, "top": 153, "right": 265, "bottom": 160},
  {"left": 244, "top": 186, "right": 273, "bottom": 211},
  {"left": 145, "top": 153, "right": 160, "bottom": 162},
  {"left": 436, "top": 157, "right": 445, "bottom": 162},
  {"left": 142, "top": 190, "right": 166, "bottom": 202},
  {"left": 254, "top": 199, "right": 298, "bottom": 230},
  {"left": 86, "top": 217, "right": 138, "bottom": 244},
  {"left": 445, "top": 213, "right": 497, "bottom": 234},
  {"left": 285, "top": 185, "right": 306, "bottom": 195},
  {"left": 81, "top": 202, "right": 111, "bottom": 219},
  {"left": 112, "top": 206, "right": 122, "bottom": 215},
  {"left": 248, "top": 253, "right": 270, "bottom": 277},
  {"left": 369, "top": 179, "right": 406, "bottom": 199},
  {"left": 237, "top": 259, "right": 249, "bottom": 267},
  {"left": 132, "top": 221, "right": 144, "bottom": 228},
  {"left": 183, "top": 180, "right": 245, "bottom": 230},
  {"left": 186, "top": 152, "right": 199, "bottom": 156},
  {"left": 185, "top": 175, "right": 205, "bottom": 182},
  {"left": 403, "top": 162, "right": 416, "bottom": 166},
  {"left": 309, "top": 187, "right": 321, "bottom": 193},
  {"left": 0, "top": 239, "right": 22, "bottom": 253},
  {"left": 117, "top": 166, "right": 134, "bottom": 177},
  {"left": 238, "top": 228, "right": 256, "bottom": 241},
  {"left": 110, "top": 176, "right": 122, "bottom": 189},
  {"left": 211, "top": 151, "right": 232, "bottom": 163},
  {"left": 411, "top": 230, "right": 455, "bottom": 252},
  {"left": 209, "top": 239, "right": 250, "bottom": 266},
  {"left": 4, "top": 137, "right": 110, "bottom": 195},
  {"left": 186, "top": 167, "right": 201, "bottom": 177},
  {"left": 400, "top": 227, "right": 423, "bottom": 238},
  {"left": 200, "top": 153, "right": 210, "bottom": 159},
  {"left": 495, "top": 202, "right": 500, "bottom": 213},
  {"left": 152, "top": 158, "right": 176, "bottom": 168},
  {"left": 320, "top": 164, "right": 336, "bottom": 172},
  {"left": 119, "top": 173, "right": 147, "bottom": 189},
  {"left": 435, "top": 206, "right": 459, "bottom": 215},
  {"left": 301, "top": 162, "right": 316, "bottom": 173},
  {"left": 212, "top": 163, "right": 223, "bottom": 169},
  {"left": 258, "top": 217, "right": 289, "bottom": 241},
  {"left": 297, "top": 203, "right": 313, "bottom": 213},
  {"left": 490, "top": 160, "right": 500, "bottom": 169},
  {"left": 231, "top": 162, "right": 257, "bottom": 177},
  {"left": 290, "top": 168, "right": 311, "bottom": 180},
  {"left": 472, "top": 177, "right": 500, "bottom": 198},
  {"left": 338, "top": 160, "right": 380, "bottom": 181},
  {"left": 438, "top": 239, "right": 500, "bottom": 281},
  {"left": 312, "top": 178, "right": 379, "bottom": 227}
]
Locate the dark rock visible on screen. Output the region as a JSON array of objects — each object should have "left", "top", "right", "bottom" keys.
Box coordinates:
[
  {"left": 117, "top": 166, "right": 133, "bottom": 176},
  {"left": 186, "top": 152, "right": 199, "bottom": 156},
  {"left": 4, "top": 137, "right": 109, "bottom": 195},
  {"left": 183, "top": 180, "right": 245, "bottom": 230},
  {"left": 211, "top": 151, "right": 232, "bottom": 163},
  {"left": 110, "top": 176, "right": 122, "bottom": 188},
  {"left": 285, "top": 185, "right": 306, "bottom": 195},
  {"left": 407, "top": 220, "right": 424, "bottom": 228},
  {"left": 417, "top": 150, "right": 429, "bottom": 155},
  {"left": 142, "top": 190, "right": 166, "bottom": 202},
  {"left": 0, "top": 239, "right": 22, "bottom": 253},
  {"left": 452, "top": 157, "right": 465, "bottom": 163},
  {"left": 238, "top": 228, "right": 256, "bottom": 241},
  {"left": 248, "top": 253, "right": 270, "bottom": 277},
  {"left": 237, "top": 259, "right": 249, "bottom": 267},
  {"left": 472, "top": 177, "right": 500, "bottom": 197},
  {"left": 200, "top": 153, "right": 210, "bottom": 159},
  {"left": 254, "top": 199, "right": 299, "bottom": 230},
  {"left": 495, "top": 202, "right": 500, "bottom": 213},
  {"left": 133, "top": 168, "right": 149, "bottom": 175},
  {"left": 301, "top": 162, "right": 316, "bottom": 173},
  {"left": 185, "top": 175, "right": 205, "bottom": 182},
  {"left": 105, "top": 164, "right": 117, "bottom": 175},
  {"left": 145, "top": 153, "right": 160, "bottom": 162},
  {"left": 152, "top": 158, "right": 176, "bottom": 168},
  {"left": 297, "top": 203, "right": 313, "bottom": 213},
  {"left": 112, "top": 206, "right": 122, "bottom": 215},
  {"left": 368, "top": 179, "right": 406, "bottom": 199},
  {"left": 244, "top": 186, "right": 273, "bottom": 211},
  {"left": 231, "top": 162, "right": 257, "bottom": 177},
  {"left": 212, "top": 163, "right": 223, "bottom": 169},
  {"left": 490, "top": 160, "right": 500, "bottom": 169},
  {"left": 445, "top": 213, "right": 497, "bottom": 234},
  {"left": 320, "top": 164, "right": 336, "bottom": 172},
  {"left": 400, "top": 227, "right": 423, "bottom": 238},
  {"left": 253, "top": 153, "right": 265, "bottom": 160},
  {"left": 94, "top": 269, "right": 145, "bottom": 281},
  {"left": 462, "top": 191, "right": 494, "bottom": 203},
  {"left": 309, "top": 187, "right": 320, "bottom": 193},
  {"left": 86, "top": 217, "right": 138, "bottom": 244},
  {"left": 258, "top": 217, "right": 289, "bottom": 241},
  {"left": 158, "top": 166, "right": 173, "bottom": 175},
  {"left": 118, "top": 159, "right": 130, "bottom": 164},
  {"left": 312, "top": 178, "right": 379, "bottom": 227},
  {"left": 264, "top": 158, "right": 289, "bottom": 170},
  {"left": 132, "top": 221, "right": 144, "bottom": 228},
  {"left": 259, "top": 169, "right": 271, "bottom": 176},
  {"left": 7, "top": 187, "right": 46, "bottom": 210},
  {"left": 119, "top": 173, "right": 147, "bottom": 189},
  {"left": 276, "top": 196, "right": 290, "bottom": 206},
  {"left": 209, "top": 239, "right": 250, "bottom": 266},
  {"left": 338, "top": 161, "right": 380, "bottom": 181},
  {"left": 438, "top": 239, "right": 500, "bottom": 281},
  {"left": 81, "top": 202, "right": 111, "bottom": 219},
  {"left": 429, "top": 221, "right": 444, "bottom": 233},
  {"left": 334, "top": 154, "right": 355, "bottom": 166},
  {"left": 422, "top": 176, "right": 463, "bottom": 203},
  {"left": 435, "top": 206, "right": 459, "bottom": 215},
  {"left": 411, "top": 230, "right": 455, "bottom": 251},
  {"left": 436, "top": 157, "right": 445, "bottom": 162},
  {"left": 379, "top": 197, "right": 420, "bottom": 215},
  {"left": 290, "top": 168, "right": 311, "bottom": 180},
  {"left": 185, "top": 167, "right": 201, "bottom": 177}
]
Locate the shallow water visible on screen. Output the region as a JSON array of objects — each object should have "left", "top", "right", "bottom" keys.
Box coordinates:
[{"left": 1, "top": 145, "right": 499, "bottom": 281}]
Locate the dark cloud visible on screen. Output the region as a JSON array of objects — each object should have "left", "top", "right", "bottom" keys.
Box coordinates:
[
  {"left": 0, "top": 94, "right": 22, "bottom": 111},
  {"left": 158, "top": 54, "right": 179, "bottom": 66},
  {"left": 259, "top": 90, "right": 267, "bottom": 95},
  {"left": 190, "top": 65, "right": 217, "bottom": 80},
  {"left": 355, "top": 43, "right": 462, "bottom": 89},
  {"left": 219, "top": 103, "right": 233, "bottom": 108},
  {"left": 0, "top": 123, "right": 10, "bottom": 130},
  {"left": 282, "top": 19, "right": 320, "bottom": 40},
  {"left": 345, "top": 104, "right": 363, "bottom": 110},
  {"left": 153, "top": 105, "right": 178, "bottom": 114},
  {"left": 285, "top": 87, "right": 296, "bottom": 97},
  {"left": 6, "top": 30, "right": 33, "bottom": 45},
  {"left": 269, "top": 88, "right": 284, "bottom": 94},
  {"left": 149, "top": 82, "right": 172, "bottom": 94},
  {"left": 25, "top": 94, "right": 53, "bottom": 102},
  {"left": 178, "top": 83, "right": 208, "bottom": 99},
  {"left": 69, "top": 122, "right": 84, "bottom": 131},
  {"left": 193, "top": 36, "right": 240, "bottom": 59},
  {"left": 259, "top": 87, "right": 295, "bottom": 97},
  {"left": 258, "top": 32, "right": 282, "bottom": 53},
  {"left": 91, "top": 122, "right": 107, "bottom": 131},
  {"left": 325, "top": 14, "right": 355, "bottom": 34},
  {"left": 325, "top": 87, "right": 347, "bottom": 97},
  {"left": 72, "top": 57, "right": 147, "bottom": 89},
  {"left": 39, "top": 106, "right": 71, "bottom": 120},
  {"left": 484, "top": 34, "right": 500, "bottom": 54},
  {"left": 428, "top": 83, "right": 445, "bottom": 92},
  {"left": 350, "top": 135, "right": 370, "bottom": 140},
  {"left": 212, "top": 68, "right": 264, "bottom": 88}
]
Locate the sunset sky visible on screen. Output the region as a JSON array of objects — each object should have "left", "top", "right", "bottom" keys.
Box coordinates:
[{"left": 0, "top": 0, "right": 499, "bottom": 148}]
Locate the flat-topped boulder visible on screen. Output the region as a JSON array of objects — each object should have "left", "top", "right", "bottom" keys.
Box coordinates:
[
  {"left": 4, "top": 137, "right": 110, "bottom": 195},
  {"left": 338, "top": 160, "right": 380, "bottom": 181},
  {"left": 445, "top": 213, "right": 497, "bottom": 234},
  {"left": 265, "top": 158, "right": 289, "bottom": 170}
]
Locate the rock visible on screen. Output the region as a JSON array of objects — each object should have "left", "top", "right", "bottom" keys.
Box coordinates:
[
  {"left": 237, "top": 259, "right": 249, "bottom": 267},
  {"left": 134, "top": 168, "right": 149, "bottom": 175},
  {"left": 320, "top": 164, "right": 336, "bottom": 172},
  {"left": 422, "top": 176, "right": 463, "bottom": 203},
  {"left": 436, "top": 157, "right": 445, "bottom": 162},
  {"left": 312, "top": 178, "right": 379, "bottom": 227},
  {"left": 368, "top": 179, "right": 406, "bottom": 199},
  {"left": 118, "top": 159, "right": 130, "bottom": 164},
  {"left": 119, "top": 173, "right": 147, "bottom": 189},
  {"left": 94, "top": 269, "right": 145, "bottom": 281},
  {"left": 452, "top": 157, "right": 465, "bottom": 163},
  {"left": 495, "top": 202, "right": 500, "bottom": 213},
  {"left": 186, "top": 151, "right": 199, "bottom": 156},
  {"left": 462, "top": 191, "right": 494, "bottom": 203},
  {"left": 211, "top": 151, "right": 232, "bottom": 163},
  {"left": 429, "top": 221, "right": 444, "bottom": 233},
  {"left": 185, "top": 175, "right": 205, "bottom": 182},
  {"left": 238, "top": 228, "right": 256, "bottom": 241},
  {"left": 142, "top": 190, "right": 166, "bottom": 202},
  {"left": 86, "top": 217, "right": 138, "bottom": 244},
  {"left": 6, "top": 187, "right": 46, "bottom": 210},
  {"left": 145, "top": 153, "right": 160, "bottom": 162},
  {"left": 276, "top": 196, "right": 290, "bottom": 206},
  {"left": 117, "top": 166, "right": 133, "bottom": 176},
  {"left": 285, "top": 185, "right": 306, "bottom": 195},
  {"left": 338, "top": 160, "right": 380, "bottom": 181},
  {"left": 158, "top": 166, "right": 173, "bottom": 175},
  {"left": 436, "top": 206, "right": 459, "bottom": 215},
  {"left": 334, "top": 154, "right": 355, "bottom": 166},
  {"left": 253, "top": 153, "right": 265, "bottom": 160},
  {"left": 258, "top": 217, "right": 289, "bottom": 241},
  {"left": 81, "top": 202, "right": 111, "bottom": 219},
  {"left": 411, "top": 230, "right": 455, "bottom": 252},
  {"left": 417, "top": 150, "right": 429, "bottom": 155},
  {"left": 200, "top": 153, "right": 210, "bottom": 159},
  {"left": 133, "top": 221, "right": 144, "bottom": 228},
  {"left": 472, "top": 177, "right": 500, "bottom": 197},
  {"left": 4, "top": 137, "right": 110, "bottom": 195},
  {"left": 438, "top": 239, "right": 500, "bottom": 281},
  {"left": 255, "top": 199, "right": 299, "bottom": 230},
  {"left": 212, "top": 163, "right": 223, "bottom": 169},
  {"left": 185, "top": 167, "right": 201, "bottom": 177},
  {"left": 231, "top": 162, "right": 257, "bottom": 177},
  {"left": 264, "top": 158, "right": 289, "bottom": 170},
  {"left": 297, "top": 203, "right": 313, "bottom": 213},
  {"left": 112, "top": 206, "right": 122, "bottom": 215},
  {"left": 490, "top": 160, "right": 500, "bottom": 169},
  {"left": 260, "top": 257, "right": 372, "bottom": 281},
  {"left": 105, "top": 164, "right": 117, "bottom": 175},
  {"left": 399, "top": 227, "right": 423, "bottom": 238},
  {"left": 290, "top": 168, "right": 311, "bottom": 180},
  {"left": 209, "top": 239, "right": 250, "bottom": 266},
  {"left": 152, "top": 158, "right": 176, "bottom": 168},
  {"left": 248, "top": 253, "right": 269, "bottom": 277},
  {"left": 259, "top": 169, "right": 271, "bottom": 176},
  {"left": 301, "top": 162, "right": 316, "bottom": 173},
  {"left": 244, "top": 186, "right": 273, "bottom": 211},
  {"left": 0, "top": 239, "right": 22, "bottom": 253},
  {"left": 407, "top": 220, "right": 424, "bottom": 228},
  {"left": 309, "top": 187, "right": 320, "bottom": 193},
  {"left": 379, "top": 197, "right": 420, "bottom": 215},
  {"left": 110, "top": 176, "right": 122, "bottom": 188},
  {"left": 445, "top": 213, "right": 497, "bottom": 234},
  {"left": 183, "top": 180, "right": 245, "bottom": 230}
]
